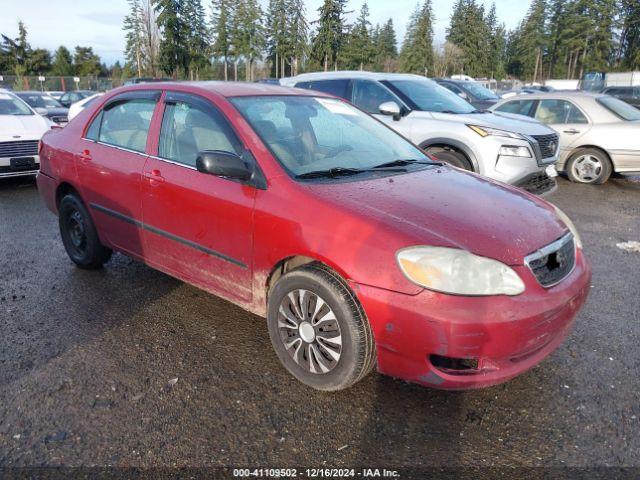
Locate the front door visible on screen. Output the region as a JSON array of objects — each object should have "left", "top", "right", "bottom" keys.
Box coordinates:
[
  {"left": 141, "top": 91, "right": 255, "bottom": 303},
  {"left": 76, "top": 91, "right": 160, "bottom": 259}
]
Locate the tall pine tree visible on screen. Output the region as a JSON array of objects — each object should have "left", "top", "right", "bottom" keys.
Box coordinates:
[{"left": 400, "top": 1, "right": 435, "bottom": 75}]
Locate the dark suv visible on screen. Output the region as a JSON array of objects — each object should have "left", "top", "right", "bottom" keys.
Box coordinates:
[
  {"left": 435, "top": 79, "right": 500, "bottom": 110},
  {"left": 601, "top": 86, "right": 640, "bottom": 109}
]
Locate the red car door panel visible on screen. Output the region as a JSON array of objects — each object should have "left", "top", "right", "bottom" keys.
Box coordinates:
[
  {"left": 75, "top": 91, "right": 161, "bottom": 259},
  {"left": 141, "top": 91, "right": 255, "bottom": 302}
]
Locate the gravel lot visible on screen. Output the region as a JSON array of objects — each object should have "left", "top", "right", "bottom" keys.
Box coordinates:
[{"left": 0, "top": 175, "right": 639, "bottom": 471}]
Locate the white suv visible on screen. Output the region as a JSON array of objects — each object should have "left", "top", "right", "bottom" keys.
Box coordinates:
[
  {"left": 281, "top": 72, "right": 560, "bottom": 195},
  {"left": 0, "top": 89, "right": 52, "bottom": 178}
]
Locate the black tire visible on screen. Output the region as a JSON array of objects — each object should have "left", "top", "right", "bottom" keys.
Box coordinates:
[
  {"left": 267, "top": 263, "right": 376, "bottom": 391},
  {"left": 58, "top": 194, "right": 112, "bottom": 269},
  {"left": 565, "top": 148, "right": 612, "bottom": 184},
  {"left": 424, "top": 145, "right": 473, "bottom": 171}
]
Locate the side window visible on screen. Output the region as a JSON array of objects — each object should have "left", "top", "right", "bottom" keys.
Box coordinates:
[
  {"left": 307, "top": 80, "right": 350, "bottom": 100},
  {"left": 536, "top": 99, "right": 587, "bottom": 124},
  {"left": 442, "top": 83, "right": 462, "bottom": 95},
  {"left": 295, "top": 81, "right": 312, "bottom": 90},
  {"left": 352, "top": 80, "right": 401, "bottom": 114},
  {"left": 159, "top": 100, "right": 240, "bottom": 167},
  {"left": 99, "top": 99, "right": 156, "bottom": 152},
  {"left": 85, "top": 111, "right": 103, "bottom": 140},
  {"left": 496, "top": 100, "right": 535, "bottom": 117}
]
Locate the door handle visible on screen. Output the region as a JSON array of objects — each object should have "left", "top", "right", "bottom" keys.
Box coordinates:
[
  {"left": 144, "top": 169, "right": 165, "bottom": 185},
  {"left": 563, "top": 129, "right": 580, "bottom": 135},
  {"left": 78, "top": 149, "right": 92, "bottom": 164}
]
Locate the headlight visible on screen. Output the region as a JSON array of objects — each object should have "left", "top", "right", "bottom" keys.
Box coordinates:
[
  {"left": 467, "top": 124, "right": 524, "bottom": 140},
  {"left": 498, "top": 145, "right": 531, "bottom": 157},
  {"left": 396, "top": 247, "right": 525, "bottom": 296},
  {"left": 553, "top": 205, "right": 583, "bottom": 249}
]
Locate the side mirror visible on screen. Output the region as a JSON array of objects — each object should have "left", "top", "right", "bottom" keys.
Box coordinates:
[
  {"left": 196, "top": 150, "right": 253, "bottom": 181},
  {"left": 35, "top": 107, "right": 48, "bottom": 115},
  {"left": 458, "top": 92, "right": 468, "bottom": 100},
  {"left": 379, "top": 101, "right": 402, "bottom": 121}
]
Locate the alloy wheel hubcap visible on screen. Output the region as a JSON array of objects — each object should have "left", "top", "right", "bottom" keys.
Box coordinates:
[
  {"left": 573, "top": 155, "right": 602, "bottom": 182},
  {"left": 278, "top": 289, "right": 342, "bottom": 374}
]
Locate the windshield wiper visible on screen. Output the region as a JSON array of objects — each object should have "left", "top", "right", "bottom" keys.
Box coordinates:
[
  {"left": 372, "top": 158, "right": 441, "bottom": 169},
  {"left": 296, "top": 166, "right": 405, "bottom": 179},
  {"left": 470, "top": 109, "right": 491, "bottom": 114}
]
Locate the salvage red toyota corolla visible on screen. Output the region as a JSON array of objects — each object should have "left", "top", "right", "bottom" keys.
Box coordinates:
[{"left": 37, "top": 82, "right": 591, "bottom": 391}]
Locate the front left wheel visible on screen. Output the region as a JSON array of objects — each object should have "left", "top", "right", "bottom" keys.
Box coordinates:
[
  {"left": 59, "top": 194, "right": 112, "bottom": 269},
  {"left": 267, "top": 264, "right": 376, "bottom": 391}
]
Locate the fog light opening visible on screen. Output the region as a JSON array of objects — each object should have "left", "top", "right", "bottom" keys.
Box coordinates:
[{"left": 430, "top": 354, "right": 479, "bottom": 374}]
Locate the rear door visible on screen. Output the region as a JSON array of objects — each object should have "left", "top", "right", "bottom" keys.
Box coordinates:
[
  {"left": 77, "top": 90, "right": 161, "bottom": 259},
  {"left": 141, "top": 91, "right": 255, "bottom": 303},
  {"left": 534, "top": 99, "right": 591, "bottom": 151}
]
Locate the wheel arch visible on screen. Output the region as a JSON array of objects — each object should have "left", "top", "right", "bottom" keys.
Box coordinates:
[
  {"left": 55, "top": 181, "right": 83, "bottom": 209},
  {"left": 568, "top": 144, "right": 614, "bottom": 168},
  {"left": 419, "top": 138, "right": 479, "bottom": 172}
]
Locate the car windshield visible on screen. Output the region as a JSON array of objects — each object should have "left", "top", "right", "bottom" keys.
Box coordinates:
[
  {"left": 597, "top": 95, "right": 640, "bottom": 121},
  {"left": 231, "top": 95, "right": 432, "bottom": 178},
  {"left": 463, "top": 82, "right": 498, "bottom": 100},
  {"left": 385, "top": 79, "right": 475, "bottom": 114},
  {"left": 0, "top": 93, "right": 33, "bottom": 115},
  {"left": 18, "top": 93, "right": 62, "bottom": 108}
]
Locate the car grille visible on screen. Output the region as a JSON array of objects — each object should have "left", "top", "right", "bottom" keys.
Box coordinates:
[
  {"left": 0, "top": 140, "right": 39, "bottom": 158},
  {"left": 50, "top": 115, "right": 68, "bottom": 124},
  {"left": 526, "top": 234, "right": 576, "bottom": 287},
  {"left": 532, "top": 134, "right": 559, "bottom": 159}
]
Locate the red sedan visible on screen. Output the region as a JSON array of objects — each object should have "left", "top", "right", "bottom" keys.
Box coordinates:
[{"left": 37, "top": 82, "right": 591, "bottom": 391}]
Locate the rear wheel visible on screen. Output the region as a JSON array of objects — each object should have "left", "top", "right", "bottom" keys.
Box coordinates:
[
  {"left": 59, "top": 194, "right": 112, "bottom": 269},
  {"left": 566, "top": 148, "right": 612, "bottom": 184},
  {"left": 267, "top": 264, "right": 376, "bottom": 391},
  {"left": 424, "top": 145, "right": 473, "bottom": 171}
]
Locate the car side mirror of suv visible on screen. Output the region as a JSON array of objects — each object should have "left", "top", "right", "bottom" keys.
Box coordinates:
[
  {"left": 35, "top": 107, "right": 48, "bottom": 115},
  {"left": 196, "top": 150, "right": 253, "bottom": 181},
  {"left": 379, "top": 101, "right": 402, "bottom": 121}
]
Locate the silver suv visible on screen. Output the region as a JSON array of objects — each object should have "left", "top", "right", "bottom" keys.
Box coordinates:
[{"left": 281, "top": 72, "right": 560, "bottom": 195}]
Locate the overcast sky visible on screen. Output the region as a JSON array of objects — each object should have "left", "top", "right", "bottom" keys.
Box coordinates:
[{"left": 0, "top": 0, "right": 532, "bottom": 66}]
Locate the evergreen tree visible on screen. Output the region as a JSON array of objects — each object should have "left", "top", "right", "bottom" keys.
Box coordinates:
[
  {"left": 231, "top": 0, "right": 265, "bottom": 81},
  {"left": 211, "top": 0, "right": 233, "bottom": 80},
  {"left": 620, "top": 0, "right": 640, "bottom": 68},
  {"left": 1, "top": 21, "right": 30, "bottom": 78},
  {"left": 155, "top": 0, "right": 190, "bottom": 77},
  {"left": 400, "top": 1, "right": 435, "bottom": 75},
  {"left": 184, "top": 0, "right": 210, "bottom": 79},
  {"left": 446, "top": 0, "right": 490, "bottom": 77},
  {"left": 27, "top": 48, "right": 51, "bottom": 74},
  {"left": 510, "top": 0, "right": 547, "bottom": 81},
  {"left": 287, "top": 0, "right": 308, "bottom": 76},
  {"left": 51, "top": 46, "right": 74, "bottom": 75},
  {"left": 485, "top": 4, "right": 506, "bottom": 79},
  {"left": 124, "top": 0, "right": 144, "bottom": 77},
  {"left": 311, "top": 0, "right": 349, "bottom": 71},
  {"left": 375, "top": 19, "right": 397, "bottom": 72},
  {"left": 342, "top": 2, "right": 374, "bottom": 70},
  {"left": 73, "top": 46, "right": 102, "bottom": 76}
]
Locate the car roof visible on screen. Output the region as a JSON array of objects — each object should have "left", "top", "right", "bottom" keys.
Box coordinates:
[
  {"left": 504, "top": 91, "right": 604, "bottom": 100},
  {"left": 282, "top": 71, "right": 432, "bottom": 84},
  {"left": 15, "top": 91, "right": 50, "bottom": 95},
  {"left": 109, "top": 80, "right": 325, "bottom": 98}
]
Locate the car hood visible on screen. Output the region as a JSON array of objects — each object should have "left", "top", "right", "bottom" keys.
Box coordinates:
[
  {"left": 306, "top": 167, "right": 567, "bottom": 266},
  {"left": 0, "top": 114, "right": 51, "bottom": 142},
  {"left": 424, "top": 110, "right": 554, "bottom": 135}
]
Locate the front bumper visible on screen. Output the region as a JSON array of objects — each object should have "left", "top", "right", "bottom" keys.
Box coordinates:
[
  {"left": 351, "top": 249, "right": 591, "bottom": 390},
  {"left": 0, "top": 155, "right": 40, "bottom": 178}
]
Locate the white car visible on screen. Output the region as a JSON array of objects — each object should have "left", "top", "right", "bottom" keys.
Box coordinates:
[
  {"left": 68, "top": 93, "right": 104, "bottom": 121},
  {"left": 0, "top": 90, "right": 52, "bottom": 179},
  {"left": 281, "top": 72, "right": 560, "bottom": 195}
]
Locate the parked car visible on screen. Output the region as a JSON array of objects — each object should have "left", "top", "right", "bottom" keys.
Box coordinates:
[
  {"left": 68, "top": 93, "right": 104, "bottom": 121},
  {"left": 123, "top": 77, "right": 172, "bottom": 85},
  {"left": 0, "top": 89, "right": 52, "bottom": 178},
  {"left": 600, "top": 86, "right": 640, "bottom": 109},
  {"left": 491, "top": 92, "right": 640, "bottom": 184},
  {"left": 59, "top": 90, "right": 95, "bottom": 108},
  {"left": 435, "top": 78, "right": 500, "bottom": 110},
  {"left": 282, "top": 72, "right": 560, "bottom": 195},
  {"left": 15, "top": 91, "right": 69, "bottom": 125},
  {"left": 37, "top": 82, "right": 590, "bottom": 391}
]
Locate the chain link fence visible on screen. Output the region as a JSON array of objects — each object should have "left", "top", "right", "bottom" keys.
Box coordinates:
[{"left": 0, "top": 75, "right": 127, "bottom": 92}]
